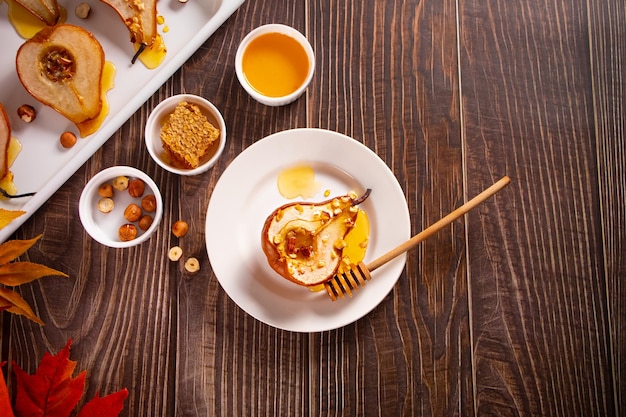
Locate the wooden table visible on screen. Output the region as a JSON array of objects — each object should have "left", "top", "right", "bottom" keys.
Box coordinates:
[{"left": 2, "top": 0, "right": 624, "bottom": 415}]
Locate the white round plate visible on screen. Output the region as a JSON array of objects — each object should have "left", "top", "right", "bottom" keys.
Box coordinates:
[{"left": 205, "top": 128, "right": 410, "bottom": 332}]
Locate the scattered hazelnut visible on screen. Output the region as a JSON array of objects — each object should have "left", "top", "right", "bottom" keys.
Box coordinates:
[
  {"left": 17, "top": 104, "right": 36, "bottom": 123},
  {"left": 128, "top": 178, "right": 145, "bottom": 198},
  {"left": 184, "top": 257, "right": 200, "bottom": 273},
  {"left": 97, "top": 197, "right": 114, "bottom": 213},
  {"left": 74, "top": 2, "right": 91, "bottom": 18},
  {"left": 141, "top": 194, "right": 157, "bottom": 212},
  {"left": 118, "top": 224, "right": 137, "bottom": 241},
  {"left": 172, "top": 220, "right": 188, "bottom": 238},
  {"left": 113, "top": 176, "right": 129, "bottom": 191},
  {"left": 168, "top": 246, "right": 183, "bottom": 261},
  {"left": 138, "top": 215, "right": 154, "bottom": 231},
  {"left": 123, "top": 203, "right": 142, "bottom": 222},
  {"left": 60, "top": 131, "right": 77, "bottom": 148},
  {"left": 98, "top": 183, "right": 114, "bottom": 198}
]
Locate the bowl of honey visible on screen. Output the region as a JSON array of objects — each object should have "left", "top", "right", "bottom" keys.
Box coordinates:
[{"left": 235, "top": 24, "right": 315, "bottom": 106}]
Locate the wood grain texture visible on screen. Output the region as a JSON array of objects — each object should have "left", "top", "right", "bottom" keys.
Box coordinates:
[
  {"left": 458, "top": 0, "right": 617, "bottom": 415},
  {"left": 171, "top": 2, "right": 312, "bottom": 416},
  {"left": 308, "top": 0, "right": 471, "bottom": 416},
  {"left": 1, "top": 0, "right": 623, "bottom": 416},
  {"left": 587, "top": 0, "right": 626, "bottom": 413}
]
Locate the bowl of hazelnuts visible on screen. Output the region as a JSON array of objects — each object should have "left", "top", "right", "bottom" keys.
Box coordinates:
[{"left": 79, "top": 166, "right": 163, "bottom": 248}]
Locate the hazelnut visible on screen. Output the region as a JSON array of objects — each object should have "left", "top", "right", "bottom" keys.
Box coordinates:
[
  {"left": 97, "top": 197, "right": 114, "bottom": 213},
  {"left": 98, "top": 183, "right": 114, "bottom": 198},
  {"left": 118, "top": 224, "right": 137, "bottom": 241},
  {"left": 172, "top": 220, "right": 188, "bottom": 238},
  {"left": 75, "top": 2, "right": 91, "bottom": 18},
  {"left": 123, "top": 203, "right": 142, "bottom": 222},
  {"left": 138, "top": 214, "right": 154, "bottom": 231},
  {"left": 168, "top": 246, "right": 183, "bottom": 261},
  {"left": 60, "top": 131, "right": 77, "bottom": 148},
  {"left": 141, "top": 194, "right": 157, "bottom": 212},
  {"left": 128, "top": 178, "right": 145, "bottom": 198},
  {"left": 17, "top": 104, "right": 36, "bottom": 123},
  {"left": 113, "top": 176, "right": 129, "bottom": 191},
  {"left": 184, "top": 257, "right": 200, "bottom": 273}
]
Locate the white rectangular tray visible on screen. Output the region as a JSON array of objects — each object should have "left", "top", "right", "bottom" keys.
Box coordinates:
[{"left": 0, "top": 0, "right": 245, "bottom": 242}]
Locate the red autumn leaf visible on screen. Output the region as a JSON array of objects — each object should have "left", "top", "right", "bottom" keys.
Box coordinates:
[
  {"left": 76, "top": 389, "right": 129, "bottom": 417},
  {"left": 1, "top": 362, "right": 16, "bottom": 417},
  {"left": 13, "top": 340, "right": 85, "bottom": 417},
  {"left": 11, "top": 339, "right": 127, "bottom": 417}
]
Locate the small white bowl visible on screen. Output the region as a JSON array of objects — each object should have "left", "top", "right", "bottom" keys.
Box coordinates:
[
  {"left": 235, "top": 24, "right": 315, "bottom": 106},
  {"left": 145, "top": 94, "right": 226, "bottom": 176},
  {"left": 79, "top": 166, "right": 163, "bottom": 248}
]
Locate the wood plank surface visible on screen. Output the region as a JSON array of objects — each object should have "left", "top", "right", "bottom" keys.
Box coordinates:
[
  {"left": 308, "top": 0, "right": 471, "bottom": 415},
  {"left": 588, "top": 0, "right": 626, "bottom": 413},
  {"left": 1, "top": 0, "right": 623, "bottom": 416},
  {"left": 459, "top": 0, "right": 618, "bottom": 415}
]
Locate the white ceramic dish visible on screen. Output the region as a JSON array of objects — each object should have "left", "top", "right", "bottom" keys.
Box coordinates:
[
  {"left": 145, "top": 94, "right": 226, "bottom": 175},
  {"left": 205, "top": 128, "right": 410, "bottom": 332},
  {"left": 235, "top": 24, "right": 315, "bottom": 106},
  {"left": 0, "top": 0, "right": 245, "bottom": 242},
  {"left": 79, "top": 166, "right": 163, "bottom": 248}
]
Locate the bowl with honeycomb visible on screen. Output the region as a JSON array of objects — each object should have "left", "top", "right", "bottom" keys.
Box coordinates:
[{"left": 145, "top": 94, "right": 227, "bottom": 176}]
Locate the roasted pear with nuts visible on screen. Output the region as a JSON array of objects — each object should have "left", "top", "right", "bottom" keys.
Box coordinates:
[
  {"left": 16, "top": 24, "right": 104, "bottom": 125},
  {"left": 15, "top": 0, "right": 60, "bottom": 26},
  {"left": 261, "top": 191, "right": 370, "bottom": 287},
  {"left": 100, "top": 0, "right": 158, "bottom": 49}
]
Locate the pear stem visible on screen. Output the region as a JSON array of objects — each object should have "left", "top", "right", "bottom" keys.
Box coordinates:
[
  {"left": 353, "top": 188, "right": 371, "bottom": 206},
  {"left": 131, "top": 43, "right": 147, "bottom": 64},
  {"left": 0, "top": 188, "right": 36, "bottom": 199}
]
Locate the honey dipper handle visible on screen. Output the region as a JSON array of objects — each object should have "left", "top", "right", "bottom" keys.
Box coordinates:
[{"left": 365, "top": 176, "right": 511, "bottom": 273}]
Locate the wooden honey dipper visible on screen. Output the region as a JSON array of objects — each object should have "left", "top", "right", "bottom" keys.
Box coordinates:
[{"left": 324, "top": 176, "right": 511, "bottom": 301}]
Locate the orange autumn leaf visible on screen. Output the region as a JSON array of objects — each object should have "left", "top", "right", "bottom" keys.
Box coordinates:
[
  {"left": 0, "top": 235, "right": 41, "bottom": 265},
  {"left": 0, "top": 261, "right": 68, "bottom": 286},
  {"left": 0, "top": 234, "right": 69, "bottom": 325},
  {"left": 0, "top": 286, "right": 44, "bottom": 325},
  {"left": 12, "top": 339, "right": 128, "bottom": 417},
  {"left": 0, "top": 208, "right": 25, "bottom": 230}
]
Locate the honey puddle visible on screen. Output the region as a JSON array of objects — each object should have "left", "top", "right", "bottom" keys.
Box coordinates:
[
  {"left": 0, "top": 137, "right": 24, "bottom": 198},
  {"left": 277, "top": 164, "right": 320, "bottom": 199},
  {"left": 134, "top": 34, "right": 167, "bottom": 69},
  {"left": 5, "top": 0, "right": 66, "bottom": 39},
  {"left": 77, "top": 61, "right": 117, "bottom": 137}
]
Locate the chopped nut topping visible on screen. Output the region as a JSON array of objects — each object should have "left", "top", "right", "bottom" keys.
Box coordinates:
[{"left": 334, "top": 239, "right": 347, "bottom": 250}]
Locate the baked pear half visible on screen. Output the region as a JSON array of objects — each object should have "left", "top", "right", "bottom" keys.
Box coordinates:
[
  {"left": 100, "top": 0, "right": 158, "bottom": 47},
  {"left": 16, "top": 24, "right": 105, "bottom": 124},
  {"left": 15, "top": 0, "right": 60, "bottom": 26},
  {"left": 261, "top": 191, "right": 370, "bottom": 287},
  {"left": 0, "top": 104, "right": 11, "bottom": 180}
]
